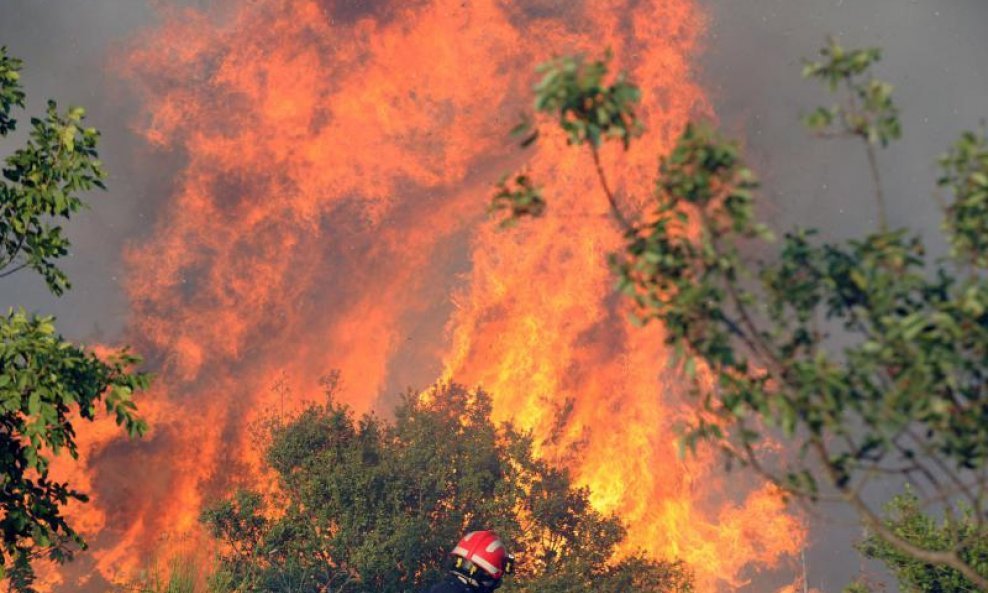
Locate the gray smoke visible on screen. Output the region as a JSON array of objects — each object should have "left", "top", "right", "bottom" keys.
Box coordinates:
[
  {"left": 0, "top": 0, "right": 159, "bottom": 340},
  {"left": 700, "top": 0, "right": 988, "bottom": 238}
]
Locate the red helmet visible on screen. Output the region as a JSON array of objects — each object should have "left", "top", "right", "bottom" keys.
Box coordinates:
[{"left": 450, "top": 530, "right": 514, "bottom": 581}]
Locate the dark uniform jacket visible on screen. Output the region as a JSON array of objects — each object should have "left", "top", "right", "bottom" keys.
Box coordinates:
[{"left": 425, "top": 574, "right": 475, "bottom": 593}]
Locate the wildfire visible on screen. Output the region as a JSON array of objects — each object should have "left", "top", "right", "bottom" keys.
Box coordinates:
[{"left": 42, "top": 1, "right": 805, "bottom": 591}]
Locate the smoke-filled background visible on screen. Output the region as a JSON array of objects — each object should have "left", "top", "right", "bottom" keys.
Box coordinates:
[
  {"left": 696, "top": 1, "right": 988, "bottom": 590},
  {"left": 1, "top": 1, "right": 986, "bottom": 592}
]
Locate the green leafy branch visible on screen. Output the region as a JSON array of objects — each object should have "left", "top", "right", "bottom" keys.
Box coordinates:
[
  {"left": 495, "top": 41, "right": 988, "bottom": 589},
  {"left": 0, "top": 309, "right": 149, "bottom": 577},
  {"left": 0, "top": 100, "right": 107, "bottom": 295},
  {"left": 938, "top": 128, "right": 988, "bottom": 269},
  {"left": 802, "top": 38, "right": 901, "bottom": 230},
  {"left": 0, "top": 47, "right": 25, "bottom": 136},
  {"left": 493, "top": 52, "right": 643, "bottom": 230}
]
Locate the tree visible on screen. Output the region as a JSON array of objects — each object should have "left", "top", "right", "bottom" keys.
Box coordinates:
[
  {"left": 201, "top": 381, "right": 692, "bottom": 593},
  {"left": 495, "top": 41, "right": 988, "bottom": 588},
  {"left": 0, "top": 46, "right": 149, "bottom": 589},
  {"left": 853, "top": 489, "right": 988, "bottom": 592}
]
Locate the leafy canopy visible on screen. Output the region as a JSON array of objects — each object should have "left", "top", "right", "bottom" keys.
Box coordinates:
[
  {"left": 202, "top": 382, "right": 692, "bottom": 593},
  {"left": 494, "top": 39, "right": 988, "bottom": 589}
]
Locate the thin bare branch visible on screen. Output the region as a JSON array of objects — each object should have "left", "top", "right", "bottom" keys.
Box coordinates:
[
  {"left": 864, "top": 143, "right": 889, "bottom": 232},
  {"left": 589, "top": 144, "right": 634, "bottom": 233},
  {"left": 813, "top": 438, "right": 988, "bottom": 590},
  {"left": 0, "top": 260, "right": 28, "bottom": 279}
]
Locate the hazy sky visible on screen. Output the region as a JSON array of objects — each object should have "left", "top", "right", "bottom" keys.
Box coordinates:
[
  {"left": 0, "top": 0, "right": 161, "bottom": 339},
  {"left": 701, "top": 0, "right": 988, "bottom": 238},
  {"left": 1, "top": 2, "right": 985, "bottom": 591}
]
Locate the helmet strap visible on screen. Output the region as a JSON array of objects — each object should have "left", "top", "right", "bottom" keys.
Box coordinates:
[{"left": 450, "top": 569, "right": 501, "bottom": 592}]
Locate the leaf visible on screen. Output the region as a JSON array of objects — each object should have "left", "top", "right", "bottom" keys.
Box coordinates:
[{"left": 27, "top": 392, "right": 41, "bottom": 416}]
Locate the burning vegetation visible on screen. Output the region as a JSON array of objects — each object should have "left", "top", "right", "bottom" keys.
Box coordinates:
[{"left": 38, "top": 0, "right": 803, "bottom": 590}]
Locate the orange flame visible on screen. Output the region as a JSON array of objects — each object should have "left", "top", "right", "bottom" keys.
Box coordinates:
[{"left": 42, "top": 1, "right": 805, "bottom": 591}]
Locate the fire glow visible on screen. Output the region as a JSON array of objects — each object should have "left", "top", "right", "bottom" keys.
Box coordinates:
[{"left": 45, "top": 1, "right": 805, "bottom": 591}]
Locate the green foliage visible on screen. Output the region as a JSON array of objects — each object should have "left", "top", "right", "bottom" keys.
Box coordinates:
[
  {"left": 802, "top": 38, "right": 901, "bottom": 148},
  {"left": 492, "top": 52, "right": 643, "bottom": 228},
  {"left": 530, "top": 52, "right": 642, "bottom": 149},
  {"left": 490, "top": 174, "right": 545, "bottom": 227},
  {"left": 490, "top": 52, "right": 644, "bottom": 231},
  {"left": 0, "top": 47, "right": 26, "bottom": 136},
  {"left": 0, "top": 97, "right": 107, "bottom": 295},
  {"left": 858, "top": 491, "right": 988, "bottom": 592},
  {"left": 612, "top": 122, "right": 767, "bottom": 353},
  {"left": 2, "top": 45, "right": 109, "bottom": 296},
  {"left": 0, "top": 305, "right": 148, "bottom": 461},
  {"left": 0, "top": 49, "right": 149, "bottom": 588},
  {"left": 496, "top": 42, "right": 988, "bottom": 588},
  {"left": 202, "top": 383, "right": 691, "bottom": 593},
  {"left": 841, "top": 581, "right": 877, "bottom": 593},
  {"left": 531, "top": 554, "right": 693, "bottom": 593},
  {"left": 938, "top": 128, "right": 988, "bottom": 268}
]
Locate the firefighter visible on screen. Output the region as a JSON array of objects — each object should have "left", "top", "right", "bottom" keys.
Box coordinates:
[{"left": 425, "top": 530, "right": 515, "bottom": 593}]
